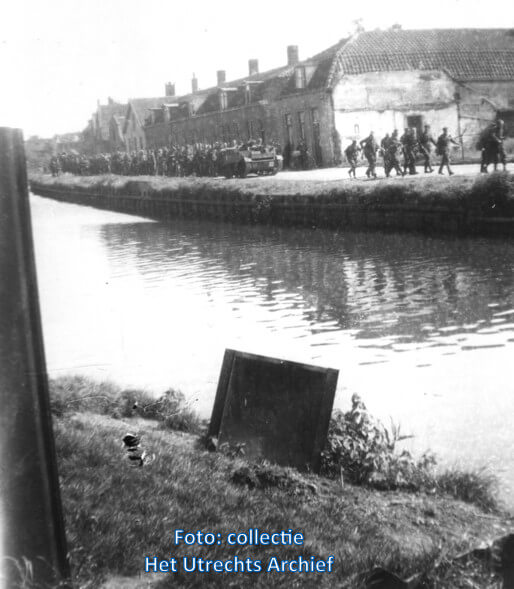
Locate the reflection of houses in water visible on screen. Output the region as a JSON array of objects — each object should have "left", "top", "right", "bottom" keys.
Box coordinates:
[{"left": 99, "top": 219, "right": 514, "bottom": 342}]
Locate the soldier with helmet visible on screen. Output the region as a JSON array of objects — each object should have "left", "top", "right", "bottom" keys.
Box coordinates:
[
  {"left": 344, "top": 140, "right": 361, "bottom": 178},
  {"left": 419, "top": 124, "right": 437, "bottom": 173},
  {"left": 436, "top": 127, "right": 460, "bottom": 175},
  {"left": 385, "top": 130, "right": 404, "bottom": 177},
  {"left": 360, "top": 131, "right": 380, "bottom": 179}
]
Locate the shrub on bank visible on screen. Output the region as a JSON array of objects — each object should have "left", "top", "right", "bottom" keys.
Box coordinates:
[
  {"left": 321, "top": 394, "right": 499, "bottom": 511},
  {"left": 49, "top": 375, "right": 200, "bottom": 434}
]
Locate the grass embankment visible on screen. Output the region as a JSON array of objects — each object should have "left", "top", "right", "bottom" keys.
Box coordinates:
[
  {"left": 30, "top": 170, "right": 514, "bottom": 219},
  {"left": 35, "top": 376, "right": 512, "bottom": 589}
]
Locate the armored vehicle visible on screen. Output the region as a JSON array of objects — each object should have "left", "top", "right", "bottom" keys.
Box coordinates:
[{"left": 219, "top": 146, "right": 283, "bottom": 179}]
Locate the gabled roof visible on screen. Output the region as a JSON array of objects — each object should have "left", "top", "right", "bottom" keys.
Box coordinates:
[
  {"left": 95, "top": 101, "right": 126, "bottom": 140},
  {"left": 330, "top": 28, "right": 514, "bottom": 84},
  {"left": 280, "top": 38, "right": 350, "bottom": 95},
  {"left": 126, "top": 97, "right": 170, "bottom": 125},
  {"left": 109, "top": 115, "right": 125, "bottom": 140}
]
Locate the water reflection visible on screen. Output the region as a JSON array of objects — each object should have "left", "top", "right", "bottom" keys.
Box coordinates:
[
  {"left": 101, "top": 219, "right": 514, "bottom": 350},
  {"left": 31, "top": 196, "right": 514, "bottom": 507}
]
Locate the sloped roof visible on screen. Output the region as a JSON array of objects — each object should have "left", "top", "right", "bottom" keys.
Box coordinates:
[
  {"left": 96, "top": 102, "right": 126, "bottom": 140},
  {"left": 127, "top": 97, "right": 170, "bottom": 125},
  {"left": 172, "top": 42, "right": 350, "bottom": 118},
  {"left": 281, "top": 38, "right": 350, "bottom": 95},
  {"left": 330, "top": 28, "right": 514, "bottom": 84},
  {"left": 110, "top": 115, "right": 125, "bottom": 140}
]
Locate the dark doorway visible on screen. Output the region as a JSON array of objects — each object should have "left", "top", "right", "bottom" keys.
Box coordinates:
[
  {"left": 406, "top": 115, "right": 423, "bottom": 136},
  {"left": 311, "top": 108, "right": 322, "bottom": 166},
  {"left": 498, "top": 110, "right": 514, "bottom": 137}
]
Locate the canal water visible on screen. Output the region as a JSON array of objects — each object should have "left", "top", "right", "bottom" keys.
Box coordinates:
[{"left": 30, "top": 194, "right": 514, "bottom": 506}]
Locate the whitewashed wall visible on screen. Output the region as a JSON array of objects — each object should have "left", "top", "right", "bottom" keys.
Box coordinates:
[{"left": 333, "top": 70, "right": 459, "bottom": 145}]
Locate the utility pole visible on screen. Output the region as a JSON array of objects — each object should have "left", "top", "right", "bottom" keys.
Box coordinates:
[{"left": 0, "top": 128, "right": 71, "bottom": 587}]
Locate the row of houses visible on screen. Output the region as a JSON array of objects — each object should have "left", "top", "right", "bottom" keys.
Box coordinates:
[{"left": 83, "top": 28, "right": 514, "bottom": 166}]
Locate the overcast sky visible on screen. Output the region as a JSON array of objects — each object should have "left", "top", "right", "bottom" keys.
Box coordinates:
[{"left": 1, "top": 0, "right": 513, "bottom": 138}]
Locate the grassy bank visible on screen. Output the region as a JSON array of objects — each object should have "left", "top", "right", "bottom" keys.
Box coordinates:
[
  {"left": 20, "top": 376, "right": 510, "bottom": 588},
  {"left": 30, "top": 170, "right": 514, "bottom": 219}
]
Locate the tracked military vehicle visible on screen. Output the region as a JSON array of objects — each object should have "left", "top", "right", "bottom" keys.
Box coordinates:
[{"left": 219, "top": 146, "right": 283, "bottom": 179}]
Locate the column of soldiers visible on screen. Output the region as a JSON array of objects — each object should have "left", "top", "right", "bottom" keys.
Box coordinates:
[
  {"left": 344, "top": 124, "right": 467, "bottom": 179},
  {"left": 49, "top": 120, "right": 507, "bottom": 179},
  {"left": 49, "top": 139, "right": 282, "bottom": 178}
]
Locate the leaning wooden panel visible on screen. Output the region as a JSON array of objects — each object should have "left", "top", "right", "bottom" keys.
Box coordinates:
[
  {"left": 209, "top": 349, "right": 338, "bottom": 473},
  {"left": 0, "top": 128, "right": 71, "bottom": 587}
]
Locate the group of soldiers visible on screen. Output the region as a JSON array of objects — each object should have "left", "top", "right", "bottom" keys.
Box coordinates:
[
  {"left": 50, "top": 140, "right": 282, "bottom": 178},
  {"left": 49, "top": 120, "right": 508, "bottom": 180},
  {"left": 344, "top": 120, "right": 507, "bottom": 179}
]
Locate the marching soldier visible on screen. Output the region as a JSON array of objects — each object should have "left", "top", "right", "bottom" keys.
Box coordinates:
[
  {"left": 344, "top": 140, "right": 361, "bottom": 178},
  {"left": 360, "top": 131, "right": 380, "bottom": 178},
  {"left": 385, "top": 130, "right": 404, "bottom": 177},
  {"left": 436, "top": 127, "right": 460, "bottom": 175},
  {"left": 419, "top": 124, "right": 436, "bottom": 173},
  {"left": 380, "top": 133, "right": 391, "bottom": 177},
  {"left": 402, "top": 128, "right": 418, "bottom": 175}
]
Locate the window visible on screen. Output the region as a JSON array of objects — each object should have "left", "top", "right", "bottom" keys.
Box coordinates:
[
  {"left": 311, "top": 108, "right": 319, "bottom": 124},
  {"left": 244, "top": 84, "right": 251, "bottom": 105},
  {"left": 297, "top": 111, "right": 306, "bottom": 141},
  {"left": 247, "top": 120, "right": 255, "bottom": 140},
  {"left": 219, "top": 90, "right": 228, "bottom": 111},
  {"left": 295, "top": 66, "right": 306, "bottom": 89},
  {"left": 220, "top": 124, "right": 229, "bottom": 143},
  {"left": 233, "top": 122, "right": 240, "bottom": 140},
  {"left": 258, "top": 120, "right": 265, "bottom": 143},
  {"left": 284, "top": 113, "right": 293, "bottom": 144}
]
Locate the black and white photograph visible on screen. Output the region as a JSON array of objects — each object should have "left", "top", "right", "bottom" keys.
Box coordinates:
[{"left": 1, "top": 1, "right": 514, "bottom": 587}]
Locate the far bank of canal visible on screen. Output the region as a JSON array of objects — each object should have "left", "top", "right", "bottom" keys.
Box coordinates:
[
  {"left": 30, "top": 171, "right": 514, "bottom": 236},
  {"left": 29, "top": 192, "right": 514, "bottom": 508}
]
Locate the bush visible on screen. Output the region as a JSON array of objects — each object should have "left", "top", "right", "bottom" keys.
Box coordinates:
[
  {"left": 321, "top": 394, "right": 430, "bottom": 489},
  {"left": 49, "top": 376, "right": 201, "bottom": 434},
  {"left": 321, "top": 394, "right": 498, "bottom": 510},
  {"left": 49, "top": 375, "right": 121, "bottom": 416},
  {"left": 436, "top": 468, "right": 498, "bottom": 512}
]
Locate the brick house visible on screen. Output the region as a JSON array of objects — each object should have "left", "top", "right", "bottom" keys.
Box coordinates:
[
  {"left": 122, "top": 96, "right": 171, "bottom": 152},
  {"left": 83, "top": 97, "right": 127, "bottom": 154},
  {"left": 142, "top": 43, "right": 349, "bottom": 167}
]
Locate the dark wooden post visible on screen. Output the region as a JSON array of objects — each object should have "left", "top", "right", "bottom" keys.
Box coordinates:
[{"left": 0, "top": 128, "right": 71, "bottom": 587}]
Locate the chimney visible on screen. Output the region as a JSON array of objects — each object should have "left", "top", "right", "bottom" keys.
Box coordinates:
[
  {"left": 165, "top": 82, "right": 176, "bottom": 97},
  {"left": 248, "top": 59, "right": 259, "bottom": 76},
  {"left": 217, "top": 70, "right": 226, "bottom": 86},
  {"left": 287, "top": 45, "right": 299, "bottom": 66},
  {"left": 191, "top": 74, "right": 198, "bottom": 94}
]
